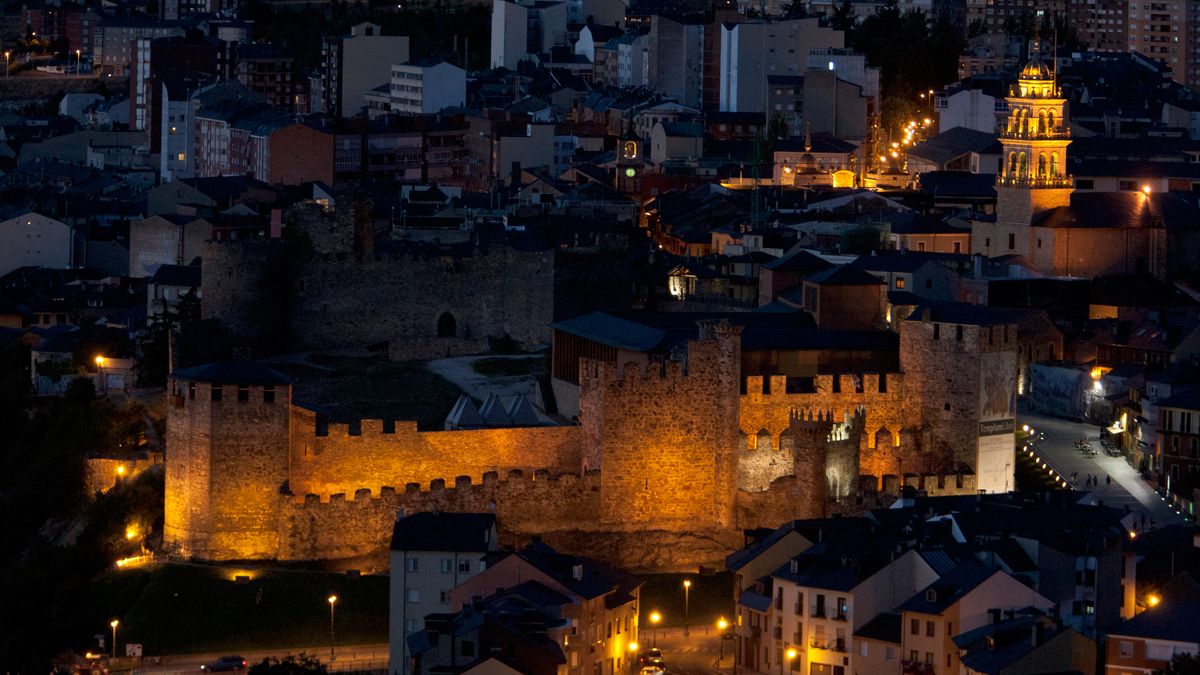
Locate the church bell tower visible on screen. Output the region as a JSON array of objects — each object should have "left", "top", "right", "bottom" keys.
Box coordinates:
[{"left": 984, "top": 54, "right": 1074, "bottom": 259}]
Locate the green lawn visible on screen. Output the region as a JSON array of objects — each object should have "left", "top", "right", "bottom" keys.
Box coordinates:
[
  {"left": 638, "top": 572, "right": 734, "bottom": 631},
  {"left": 85, "top": 563, "right": 389, "bottom": 656}
]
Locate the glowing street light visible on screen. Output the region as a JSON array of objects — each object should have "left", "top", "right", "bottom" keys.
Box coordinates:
[
  {"left": 683, "top": 580, "right": 692, "bottom": 637},
  {"left": 328, "top": 595, "right": 338, "bottom": 662},
  {"left": 125, "top": 524, "right": 137, "bottom": 541},
  {"left": 781, "top": 646, "right": 797, "bottom": 674},
  {"left": 110, "top": 620, "right": 119, "bottom": 658},
  {"left": 116, "top": 464, "right": 126, "bottom": 477},
  {"left": 1148, "top": 594, "right": 1161, "bottom": 608},
  {"left": 649, "top": 611, "right": 662, "bottom": 647},
  {"left": 717, "top": 618, "right": 730, "bottom": 663},
  {"left": 1142, "top": 184, "right": 1152, "bottom": 195}
]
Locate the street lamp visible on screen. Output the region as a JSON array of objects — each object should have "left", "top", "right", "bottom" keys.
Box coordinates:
[
  {"left": 3, "top": 51, "right": 8, "bottom": 79},
  {"left": 781, "top": 646, "right": 797, "bottom": 674},
  {"left": 95, "top": 356, "right": 106, "bottom": 395},
  {"left": 627, "top": 642, "right": 638, "bottom": 673},
  {"left": 649, "top": 611, "right": 661, "bottom": 647},
  {"left": 327, "top": 595, "right": 337, "bottom": 662},
  {"left": 683, "top": 580, "right": 692, "bottom": 637},
  {"left": 716, "top": 618, "right": 729, "bottom": 663},
  {"left": 110, "top": 620, "right": 119, "bottom": 658},
  {"left": 75, "top": 49, "right": 81, "bottom": 76}
]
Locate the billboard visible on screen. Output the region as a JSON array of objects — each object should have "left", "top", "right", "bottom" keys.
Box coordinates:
[{"left": 978, "top": 350, "right": 1017, "bottom": 493}]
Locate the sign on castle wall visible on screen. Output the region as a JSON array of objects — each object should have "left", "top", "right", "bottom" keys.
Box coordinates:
[{"left": 977, "top": 350, "right": 1017, "bottom": 493}]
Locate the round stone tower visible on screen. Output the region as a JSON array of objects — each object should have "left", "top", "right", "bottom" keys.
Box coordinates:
[{"left": 164, "top": 362, "right": 292, "bottom": 560}]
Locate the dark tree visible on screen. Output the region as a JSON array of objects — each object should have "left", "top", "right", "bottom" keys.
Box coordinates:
[
  {"left": 249, "top": 654, "right": 328, "bottom": 675},
  {"left": 1160, "top": 653, "right": 1200, "bottom": 675}
]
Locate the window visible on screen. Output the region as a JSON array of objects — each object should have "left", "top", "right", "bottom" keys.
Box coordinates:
[
  {"left": 461, "top": 640, "right": 475, "bottom": 657},
  {"left": 263, "top": 385, "right": 275, "bottom": 403},
  {"left": 407, "top": 589, "right": 420, "bottom": 603},
  {"left": 933, "top": 324, "right": 941, "bottom": 340},
  {"left": 176, "top": 152, "right": 186, "bottom": 161},
  {"left": 441, "top": 559, "right": 453, "bottom": 573},
  {"left": 910, "top": 650, "right": 919, "bottom": 662},
  {"left": 911, "top": 618, "right": 920, "bottom": 635},
  {"left": 956, "top": 325, "right": 964, "bottom": 341},
  {"left": 953, "top": 242, "right": 961, "bottom": 253},
  {"left": 859, "top": 642, "right": 868, "bottom": 657},
  {"left": 925, "top": 652, "right": 934, "bottom": 664},
  {"left": 1119, "top": 180, "right": 1138, "bottom": 191},
  {"left": 926, "top": 621, "right": 934, "bottom": 637},
  {"left": 1119, "top": 640, "right": 1134, "bottom": 657},
  {"left": 918, "top": 242, "right": 926, "bottom": 252},
  {"left": 1008, "top": 232, "right": 1016, "bottom": 249},
  {"left": 237, "top": 385, "right": 249, "bottom": 402},
  {"left": 885, "top": 647, "right": 896, "bottom": 661},
  {"left": 459, "top": 559, "right": 471, "bottom": 573},
  {"left": 895, "top": 277, "right": 906, "bottom": 289},
  {"left": 440, "top": 590, "right": 450, "bottom": 603},
  {"left": 406, "top": 558, "right": 419, "bottom": 572},
  {"left": 405, "top": 619, "right": 418, "bottom": 633},
  {"left": 211, "top": 385, "right": 222, "bottom": 402},
  {"left": 188, "top": 382, "right": 196, "bottom": 400}
]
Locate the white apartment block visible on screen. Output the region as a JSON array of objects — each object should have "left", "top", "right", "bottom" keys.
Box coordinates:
[
  {"left": 389, "top": 61, "right": 466, "bottom": 115},
  {"left": 719, "top": 18, "right": 844, "bottom": 113}
]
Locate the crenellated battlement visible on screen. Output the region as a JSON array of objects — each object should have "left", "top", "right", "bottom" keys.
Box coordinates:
[
  {"left": 290, "top": 468, "right": 591, "bottom": 504},
  {"left": 742, "top": 372, "right": 903, "bottom": 401}
]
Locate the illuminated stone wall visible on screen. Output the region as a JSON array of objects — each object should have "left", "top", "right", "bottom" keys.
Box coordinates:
[
  {"left": 85, "top": 453, "right": 162, "bottom": 495},
  {"left": 286, "top": 408, "right": 582, "bottom": 498},
  {"left": 579, "top": 321, "right": 743, "bottom": 532},
  {"left": 278, "top": 470, "right": 601, "bottom": 563},
  {"left": 165, "top": 381, "right": 291, "bottom": 560},
  {"left": 739, "top": 373, "right": 916, "bottom": 480}
]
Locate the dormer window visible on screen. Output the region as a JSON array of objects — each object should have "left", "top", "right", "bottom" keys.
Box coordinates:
[{"left": 925, "top": 589, "right": 937, "bottom": 603}]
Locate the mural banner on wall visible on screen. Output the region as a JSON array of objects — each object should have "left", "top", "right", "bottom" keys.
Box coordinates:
[{"left": 977, "top": 350, "right": 1017, "bottom": 493}]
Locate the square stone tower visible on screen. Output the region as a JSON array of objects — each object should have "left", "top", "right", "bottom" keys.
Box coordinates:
[{"left": 164, "top": 362, "right": 293, "bottom": 560}]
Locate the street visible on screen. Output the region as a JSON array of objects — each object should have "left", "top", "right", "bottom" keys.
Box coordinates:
[
  {"left": 1019, "top": 411, "right": 1187, "bottom": 528},
  {"left": 130, "top": 643, "right": 388, "bottom": 675},
  {"left": 643, "top": 626, "right": 725, "bottom": 675}
]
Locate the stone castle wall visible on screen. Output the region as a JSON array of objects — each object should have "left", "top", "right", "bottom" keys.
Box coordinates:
[
  {"left": 739, "top": 373, "right": 921, "bottom": 479},
  {"left": 288, "top": 247, "right": 556, "bottom": 355},
  {"left": 286, "top": 405, "right": 582, "bottom": 498},
  {"left": 277, "top": 470, "right": 601, "bottom": 563},
  {"left": 899, "top": 317, "right": 1018, "bottom": 470},
  {"left": 578, "top": 322, "right": 742, "bottom": 532},
  {"left": 165, "top": 381, "right": 291, "bottom": 560}
]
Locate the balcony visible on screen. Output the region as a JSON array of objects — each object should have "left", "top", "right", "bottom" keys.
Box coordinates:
[
  {"left": 999, "top": 128, "right": 1071, "bottom": 140},
  {"left": 995, "top": 175, "right": 1074, "bottom": 189},
  {"left": 832, "top": 613, "right": 848, "bottom": 622},
  {"left": 810, "top": 607, "right": 826, "bottom": 618},
  {"left": 793, "top": 603, "right": 803, "bottom": 616},
  {"left": 773, "top": 627, "right": 783, "bottom": 640}
]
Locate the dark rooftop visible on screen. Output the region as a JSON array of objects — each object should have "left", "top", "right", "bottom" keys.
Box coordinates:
[{"left": 390, "top": 512, "right": 496, "bottom": 552}]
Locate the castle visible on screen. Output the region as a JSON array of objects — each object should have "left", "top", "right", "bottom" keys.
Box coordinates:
[{"left": 164, "top": 308, "right": 1018, "bottom": 571}]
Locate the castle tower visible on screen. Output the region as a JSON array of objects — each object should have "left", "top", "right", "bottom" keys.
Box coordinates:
[
  {"left": 579, "top": 320, "right": 743, "bottom": 531},
  {"left": 164, "top": 362, "right": 292, "bottom": 560},
  {"left": 980, "top": 55, "right": 1073, "bottom": 261},
  {"left": 789, "top": 408, "right": 834, "bottom": 519},
  {"left": 899, "top": 308, "right": 1018, "bottom": 493}
]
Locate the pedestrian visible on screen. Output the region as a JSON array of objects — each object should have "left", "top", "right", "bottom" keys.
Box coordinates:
[{"left": 1106, "top": 474, "right": 1111, "bottom": 486}]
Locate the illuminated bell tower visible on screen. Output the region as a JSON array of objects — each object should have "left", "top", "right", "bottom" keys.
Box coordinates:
[{"left": 989, "top": 55, "right": 1073, "bottom": 261}]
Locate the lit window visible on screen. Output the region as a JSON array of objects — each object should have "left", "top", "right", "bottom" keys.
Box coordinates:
[{"left": 177, "top": 152, "right": 186, "bottom": 161}]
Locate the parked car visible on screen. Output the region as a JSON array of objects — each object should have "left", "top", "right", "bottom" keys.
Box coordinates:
[
  {"left": 200, "top": 657, "right": 246, "bottom": 672},
  {"left": 640, "top": 647, "right": 665, "bottom": 666}
]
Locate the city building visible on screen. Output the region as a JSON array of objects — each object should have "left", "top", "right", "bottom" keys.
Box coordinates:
[
  {"left": 320, "top": 23, "right": 410, "bottom": 118},
  {"left": 94, "top": 19, "right": 188, "bottom": 75},
  {"left": 449, "top": 542, "right": 642, "bottom": 675},
  {"left": 0, "top": 210, "right": 72, "bottom": 276},
  {"left": 490, "top": 0, "right": 567, "bottom": 70},
  {"left": 718, "top": 18, "right": 844, "bottom": 113},
  {"left": 389, "top": 61, "right": 466, "bottom": 115},
  {"left": 899, "top": 566, "right": 1054, "bottom": 675},
  {"left": 389, "top": 512, "right": 500, "bottom": 674}
]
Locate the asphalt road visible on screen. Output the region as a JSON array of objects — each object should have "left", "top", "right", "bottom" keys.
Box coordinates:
[
  {"left": 644, "top": 626, "right": 724, "bottom": 675},
  {"left": 1018, "top": 411, "right": 1187, "bottom": 528},
  {"left": 130, "top": 643, "right": 388, "bottom": 675}
]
